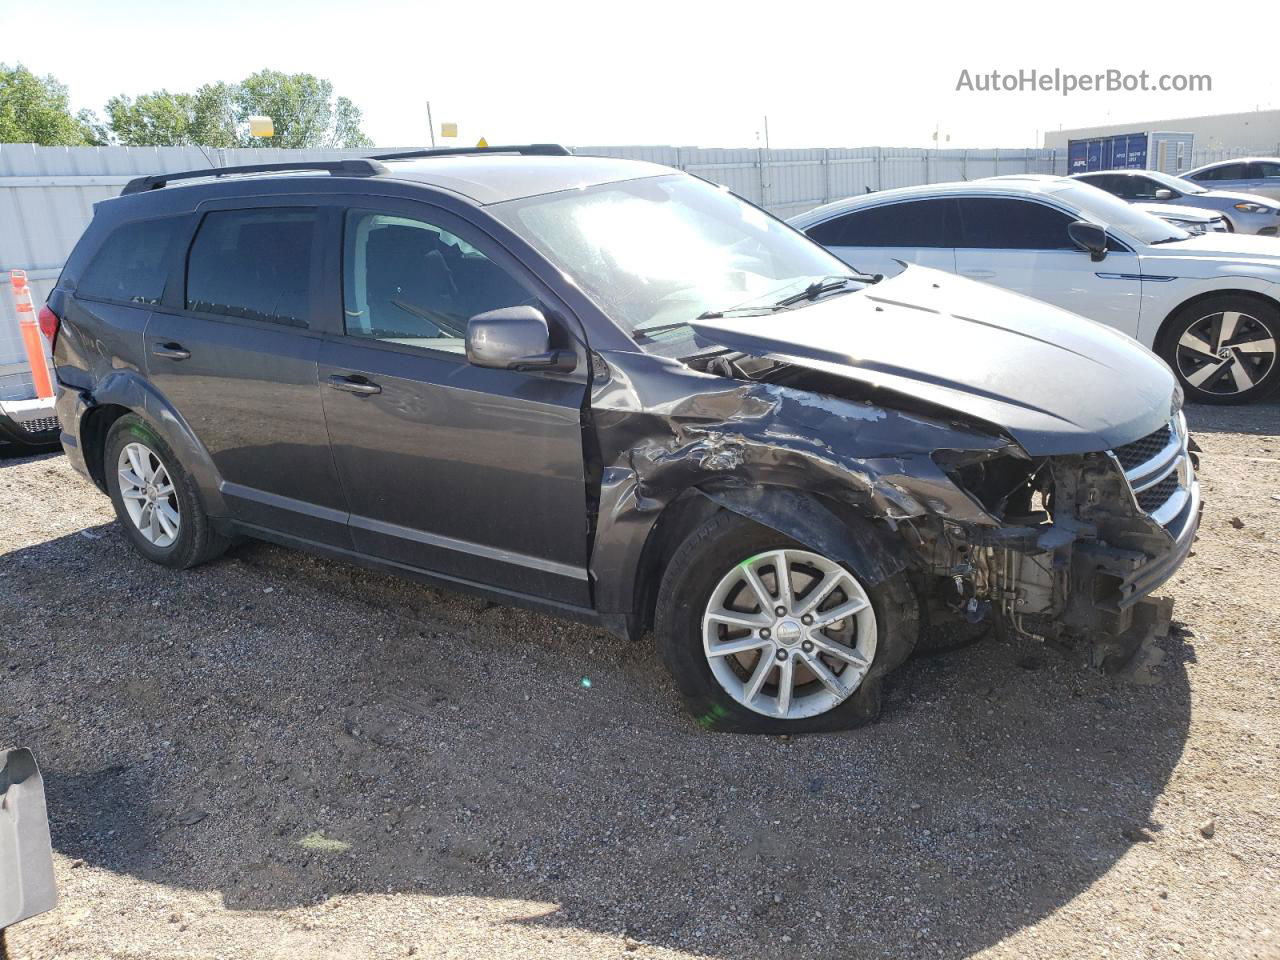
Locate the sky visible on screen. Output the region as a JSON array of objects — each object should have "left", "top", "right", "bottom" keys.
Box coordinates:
[{"left": 2, "top": 0, "right": 1276, "bottom": 150}]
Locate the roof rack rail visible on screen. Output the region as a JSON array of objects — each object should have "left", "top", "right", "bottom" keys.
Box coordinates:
[
  {"left": 370, "top": 143, "right": 573, "bottom": 161},
  {"left": 120, "top": 158, "right": 389, "bottom": 196}
]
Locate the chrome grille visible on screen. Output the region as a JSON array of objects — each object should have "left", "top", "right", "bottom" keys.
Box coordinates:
[
  {"left": 1112, "top": 424, "right": 1173, "bottom": 473},
  {"left": 1109, "top": 413, "right": 1195, "bottom": 530},
  {"left": 1136, "top": 472, "right": 1179, "bottom": 513}
]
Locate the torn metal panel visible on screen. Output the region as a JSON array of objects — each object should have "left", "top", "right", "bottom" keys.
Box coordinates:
[
  {"left": 587, "top": 348, "right": 1013, "bottom": 615},
  {"left": 585, "top": 313, "right": 1198, "bottom": 672},
  {"left": 1, "top": 748, "right": 57, "bottom": 929}
]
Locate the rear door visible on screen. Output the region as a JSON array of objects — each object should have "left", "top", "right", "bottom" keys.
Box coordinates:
[
  {"left": 1189, "top": 161, "right": 1249, "bottom": 191},
  {"left": 803, "top": 198, "right": 957, "bottom": 277},
  {"left": 1240, "top": 161, "right": 1280, "bottom": 201},
  {"left": 145, "top": 199, "right": 351, "bottom": 547},
  {"left": 317, "top": 200, "right": 592, "bottom": 605},
  {"left": 952, "top": 196, "right": 1143, "bottom": 337}
]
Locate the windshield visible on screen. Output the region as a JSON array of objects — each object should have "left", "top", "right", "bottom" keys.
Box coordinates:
[
  {"left": 1051, "top": 182, "right": 1191, "bottom": 244},
  {"left": 490, "top": 175, "right": 862, "bottom": 349},
  {"left": 1144, "top": 170, "right": 1209, "bottom": 195}
]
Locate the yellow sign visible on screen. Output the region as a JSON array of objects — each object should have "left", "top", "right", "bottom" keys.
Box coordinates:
[
  {"left": 441, "top": 122, "right": 457, "bottom": 138},
  {"left": 248, "top": 115, "right": 274, "bottom": 138},
  {"left": 476, "top": 137, "right": 488, "bottom": 148}
]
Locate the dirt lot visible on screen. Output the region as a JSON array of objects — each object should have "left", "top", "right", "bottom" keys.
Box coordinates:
[{"left": 2, "top": 402, "right": 1278, "bottom": 960}]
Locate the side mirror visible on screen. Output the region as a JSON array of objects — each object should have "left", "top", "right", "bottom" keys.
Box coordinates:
[
  {"left": 1068, "top": 220, "right": 1108, "bottom": 262},
  {"left": 466, "top": 306, "right": 575, "bottom": 372},
  {"left": 1154, "top": 188, "right": 1175, "bottom": 200}
]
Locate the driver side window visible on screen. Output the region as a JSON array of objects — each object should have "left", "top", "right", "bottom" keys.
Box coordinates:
[{"left": 342, "top": 210, "right": 537, "bottom": 354}]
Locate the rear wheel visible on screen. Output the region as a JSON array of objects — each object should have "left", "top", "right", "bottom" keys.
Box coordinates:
[
  {"left": 104, "top": 414, "right": 228, "bottom": 569},
  {"left": 1158, "top": 295, "right": 1280, "bottom": 404},
  {"left": 655, "top": 511, "right": 918, "bottom": 734}
]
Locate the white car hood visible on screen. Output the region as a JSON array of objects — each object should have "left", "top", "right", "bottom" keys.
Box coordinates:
[
  {"left": 1136, "top": 202, "right": 1216, "bottom": 222},
  {"left": 1196, "top": 188, "right": 1279, "bottom": 207},
  {"left": 1137, "top": 233, "right": 1280, "bottom": 280}
]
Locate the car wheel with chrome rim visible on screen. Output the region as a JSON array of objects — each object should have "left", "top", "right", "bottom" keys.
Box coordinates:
[
  {"left": 104, "top": 413, "right": 229, "bottom": 569},
  {"left": 1160, "top": 295, "right": 1280, "bottom": 405},
  {"left": 655, "top": 511, "right": 918, "bottom": 734}
]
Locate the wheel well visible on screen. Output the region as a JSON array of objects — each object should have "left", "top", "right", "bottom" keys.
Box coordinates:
[
  {"left": 631, "top": 491, "right": 720, "bottom": 636},
  {"left": 629, "top": 486, "right": 895, "bottom": 636},
  {"left": 79, "top": 403, "right": 133, "bottom": 492},
  {"left": 1155, "top": 289, "right": 1280, "bottom": 352}
]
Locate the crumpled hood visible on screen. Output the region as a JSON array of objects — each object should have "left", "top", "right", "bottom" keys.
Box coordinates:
[{"left": 690, "top": 265, "right": 1175, "bottom": 455}]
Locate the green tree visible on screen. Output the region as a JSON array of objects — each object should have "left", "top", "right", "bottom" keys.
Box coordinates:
[
  {"left": 0, "top": 63, "right": 104, "bottom": 145},
  {"left": 233, "top": 70, "right": 372, "bottom": 148},
  {"left": 104, "top": 71, "right": 371, "bottom": 148},
  {"left": 105, "top": 83, "right": 238, "bottom": 147}
]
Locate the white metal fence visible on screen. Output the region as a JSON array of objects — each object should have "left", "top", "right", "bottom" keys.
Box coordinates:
[{"left": 0, "top": 140, "right": 1248, "bottom": 398}]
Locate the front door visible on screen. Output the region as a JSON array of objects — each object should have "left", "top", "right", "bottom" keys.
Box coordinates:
[
  {"left": 952, "top": 197, "right": 1143, "bottom": 338},
  {"left": 318, "top": 202, "right": 592, "bottom": 605},
  {"left": 145, "top": 202, "right": 351, "bottom": 547}
]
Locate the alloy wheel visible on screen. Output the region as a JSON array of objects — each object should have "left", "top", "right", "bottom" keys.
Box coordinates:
[
  {"left": 1175, "top": 310, "right": 1277, "bottom": 396},
  {"left": 117, "top": 441, "right": 181, "bottom": 547},
  {"left": 701, "top": 549, "right": 877, "bottom": 720}
]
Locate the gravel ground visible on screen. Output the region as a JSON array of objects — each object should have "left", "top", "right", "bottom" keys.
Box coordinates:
[{"left": 2, "top": 401, "right": 1278, "bottom": 960}]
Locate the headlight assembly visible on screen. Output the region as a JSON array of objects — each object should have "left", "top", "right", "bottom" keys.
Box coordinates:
[{"left": 1234, "top": 201, "right": 1277, "bottom": 215}]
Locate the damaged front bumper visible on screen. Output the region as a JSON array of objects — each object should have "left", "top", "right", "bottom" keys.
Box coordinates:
[{"left": 949, "top": 413, "right": 1200, "bottom": 666}]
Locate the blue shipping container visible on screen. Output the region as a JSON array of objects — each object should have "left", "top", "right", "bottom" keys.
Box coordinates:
[{"left": 1069, "top": 132, "right": 1148, "bottom": 172}]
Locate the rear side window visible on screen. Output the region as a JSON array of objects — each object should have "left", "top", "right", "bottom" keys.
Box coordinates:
[
  {"left": 77, "top": 217, "right": 181, "bottom": 305},
  {"left": 955, "top": 198, "right": 1075, "bottom": 249},
  {"left": 186, "top": 209, "right": 316, "bottom": 327},
  {"left": 1076, "top": 174, "right": 1115, "bottom": 194},
  {"left": 805, "top": 199, "right": 955, "bottom": 247},
  {"left": 1193, "top": 163, "right": 1246, "bottom": 182}
]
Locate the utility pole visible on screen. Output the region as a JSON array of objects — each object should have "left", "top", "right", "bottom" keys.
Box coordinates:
[{"left": 426, "top": 101, "right": 436, "bottom": 147}]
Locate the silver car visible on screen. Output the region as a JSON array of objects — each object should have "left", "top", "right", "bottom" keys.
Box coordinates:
[
  {"left": 1072, "top": 168, "right": 1280, "bottom": 236},
  {"left": 1184, "top": 158, "right": 1280, "bottom": 203},
  {"left": 1135, "top": 201, "right": 1229, "bottom": 234}
]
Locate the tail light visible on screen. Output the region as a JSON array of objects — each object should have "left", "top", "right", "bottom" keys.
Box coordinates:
[{"left": 38, "top": 305, "right": 60, "bottom": 344}]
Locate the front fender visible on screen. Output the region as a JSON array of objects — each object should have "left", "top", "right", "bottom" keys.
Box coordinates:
[{"left": 697, "top": 485, "right": 909, "bottom": 585}]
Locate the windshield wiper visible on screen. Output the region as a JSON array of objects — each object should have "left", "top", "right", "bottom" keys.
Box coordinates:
[
  {"left": 631, "top": 320, "right": 696, "bottom": 343},
  {"left": 696, "top": 274, "right": 877, "bottom": 321},
  {"left": 1149, "top": 235, "right": 1188, "bottom": 245},
  {"left": 773, "top": 276, "right": 861, "bottom": 308}
]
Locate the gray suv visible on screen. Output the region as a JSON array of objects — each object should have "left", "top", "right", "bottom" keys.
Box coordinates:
[{"left": 47, "top": 146, "right": 1199, "bottom": 733}]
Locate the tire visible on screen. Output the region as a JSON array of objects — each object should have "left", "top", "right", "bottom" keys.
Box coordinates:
[
  {"left": 104, "top": 414, "right": 229, "bottom": 569},
  {"left": 1157, "top": 294, "right": 1280, "bottom": 405},
  {"left": 654, "top": 510, "right": 918, "bottom": 734}
]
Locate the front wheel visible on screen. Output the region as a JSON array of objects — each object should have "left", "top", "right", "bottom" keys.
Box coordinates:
[
  {"left": 1158, "top": 295, "right": 1280, "bottom": 404},
  {"left": 655, "top": 511, "right": 918, "bottom": 734}
]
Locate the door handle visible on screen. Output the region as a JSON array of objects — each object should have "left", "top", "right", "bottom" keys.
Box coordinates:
[
  {"left": 959, "top": 269, "right": 996, "bottom": 279},
  {"left": 152, "top": 342, "right": 191, "bottom": 361},
  {"left": 327, "top": 374, "right": 381, "bottom": 396}
]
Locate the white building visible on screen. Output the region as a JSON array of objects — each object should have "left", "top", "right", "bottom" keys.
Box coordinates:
[{"left": 1044, "top": 109, "right": 1280, "bottom": 156}]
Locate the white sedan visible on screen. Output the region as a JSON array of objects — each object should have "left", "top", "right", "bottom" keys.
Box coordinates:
[{"left": 788, "top": 176, "right": 1280, "bottom": 404}]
